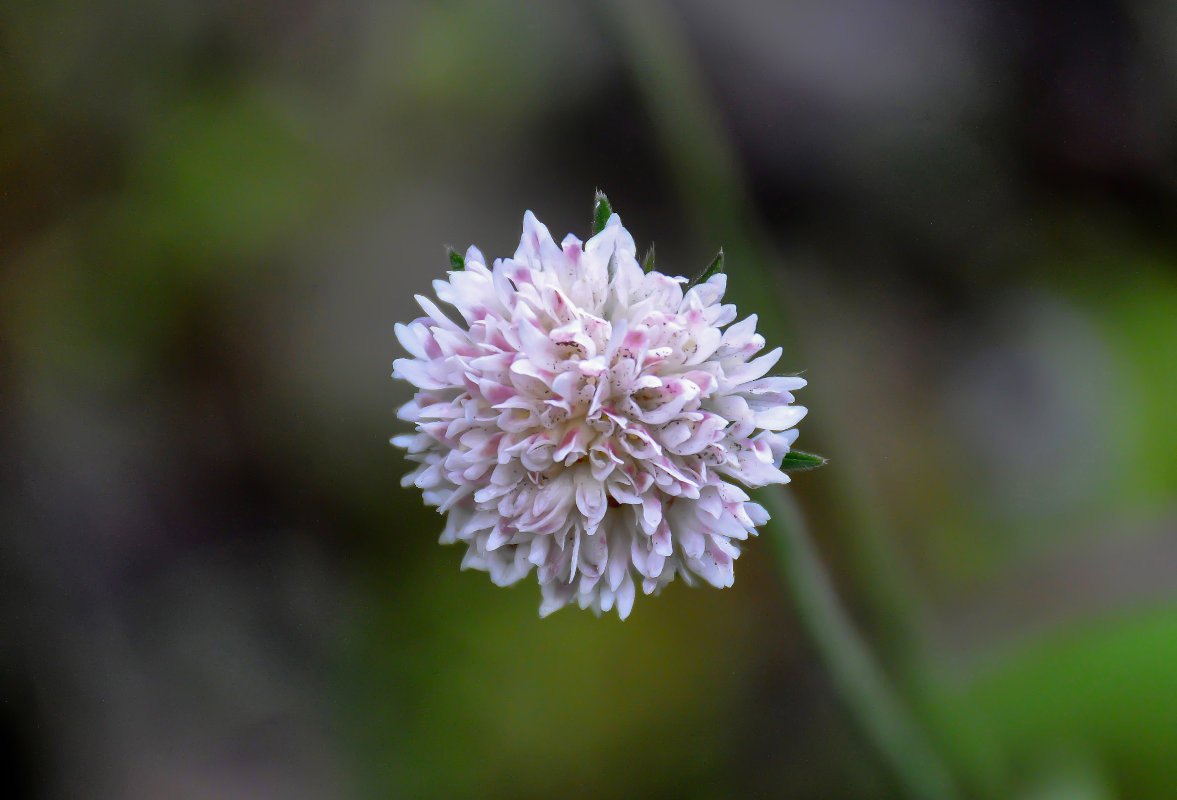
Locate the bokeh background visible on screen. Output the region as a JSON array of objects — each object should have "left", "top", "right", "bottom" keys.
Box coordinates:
[{"left": 4, "top": 1, "right": 1177, "bottom": 798}]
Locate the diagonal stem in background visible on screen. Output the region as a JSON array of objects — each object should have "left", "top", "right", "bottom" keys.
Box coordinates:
[
  {"left": 762, "top": 490, "right": 962, "bottom": 800},
  {"left": 599, "top": 2, "right": 971, "bottom": 797}
]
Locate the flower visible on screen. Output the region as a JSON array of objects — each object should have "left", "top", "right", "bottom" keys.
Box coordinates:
[{"left": 392, "top": 208, "right": 806, "bottom": 619}]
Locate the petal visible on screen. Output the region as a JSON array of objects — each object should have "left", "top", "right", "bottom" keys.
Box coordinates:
[{"left": 754, "top": 404, "right": 808, "bottom": 431}]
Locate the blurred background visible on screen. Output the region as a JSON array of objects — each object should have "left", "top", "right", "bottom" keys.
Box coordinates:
[{"left": 3, "top": 1, "right": 1177, "bottom": 797}]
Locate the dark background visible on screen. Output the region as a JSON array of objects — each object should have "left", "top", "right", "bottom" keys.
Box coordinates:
[{"left": 4, "top": 1, "right": 1177, "bottom": 798}]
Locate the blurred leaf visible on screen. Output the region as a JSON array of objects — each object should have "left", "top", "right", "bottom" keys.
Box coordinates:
[
  {"left": 124, "top": 90, "right": 324, "bottom": 267},
  {"left": 447, "top": 247, "right": 466, "bottom": 271},
  {"left": 946, "top": 603, "right": 1177, "bottom": 799},
  {"left": 1017, "top": 752, "right": 1117, "bottom": 800},
  {"left": 388, "top": 2, "right": 601, "bottom": 121},
  {"left": 1079, "top": 268, "right": 1177, "bottom": 512},
  {"left": 343, "top": 549, "right": 759, "bottom": 800}
]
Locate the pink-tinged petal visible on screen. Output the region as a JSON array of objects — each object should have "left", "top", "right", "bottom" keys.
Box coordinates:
[
  {"left": 607, "top": 542, "right": 628, "bottom": 592},
  {"left": 539, "top": 582, "right": 575, "bottom": 617},
  {"left": 597, "top": 584, "right": 615, "bottom": 613},
  {"left": 712, "top": 509, "right": 751, "bottom": 541},
  {"left": 476, "top": 378, "right": 515, "bottom": 406},
  {"left": 554, "top": 426, "right": 591, "bottom": 464},
  {"left": 619, "top": 426, "right": 662, "bottom": 459},
  {"left": 615, "top": 573, "right": 636, "bottom": 620},
  {"left": 485, "top": 522, "right": 512, "bottom": 552},
  {"left": 392, "top": 359, "right": 448, "bottom": 390},
  {"left": 667, "top": 414, "right": 727, "bottom": 456},
  {"left": 391, "top": 208, "right": 808, "bottom": 619},
  {"left": 723, "top": 456, "right": 790, "bottom": 487},
  {"left": 754, "top": 404, "right": 808, "bottom": 431},
  {"left": 515, "top": 210, "right": 556, "bottom": 263},
  {"left": 517, "top": 318, "right": 558, "bottom": 370},
  {"left": 744, "top": 502, "right": 770, "bottom": 527},
  {"left": 464, "top": 245, "right": 486, "bottom": 268},
  {"left": 678, "top": 525, "right": 705, "bottom": 559},
  {"left": 727, "top": 347, "right": 783, "bottom": 385},
  {"left": 641, "top": 494, "right": 662, "bottom": 534},
  {"left": 608, "top": 478, "right": 642, "bottom": 506},
  {"left": 414, "top": 294, "right": 463, "bottom": 331},
  {"left": 684, "top": 327, "right": 724, "bottom": 365},
  {"left": 568, "top": 528, "right": 582, "bottom": 582},
  {"left": 645, "top": 548, "right": 667, "bottom": 578},
  {"left": 394, "top": 322, "right": 429, "bottom": 359},
  {"left": 744, "top": 375, "right": 807, "bottom": 394},
  {"left": 527, "top": 536, "right": 550, "bottom": 566},
  {"left": 698, "top": 488, "right": 724, "bottom": 519},
  {"left": 651, "top": 520, "right": 673, "bottom": 557},
  {"left": 438, "top": 484, "right": 475, "bottom": 513},
  {"left": 632, "top": 470, "right": 655, "bottom": 494},
  {"left": 629, "top": 536, "right": 650, "bottom": 574},
  {"left": 721, "top": 314, "right": 758, "bottom": 347},
  {"left": 580, "top": 530, "right": 608, "bottom": 576}
]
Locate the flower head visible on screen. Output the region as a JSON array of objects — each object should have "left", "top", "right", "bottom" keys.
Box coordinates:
[{"left": 392, "top": 207, "right": 807, "bottom": 618}]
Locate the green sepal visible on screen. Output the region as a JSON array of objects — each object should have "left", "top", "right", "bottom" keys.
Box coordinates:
[
  {"left": 641, "top": 244, "right": 656, "bottom": 273},
  {"left": 591, "top": 190, "right": 612, "bottom": 236},
  {"left": 688, "top": 248, "right": 724, "bottom": 288},
  {"left": 780, "top": 450, "right": 827, "bottom": 471},
  {"left": 447, "top": 247, "right": 465, "bottom": 271}
]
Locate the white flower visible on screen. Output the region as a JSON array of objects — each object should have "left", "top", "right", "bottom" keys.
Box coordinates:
[{"left": 392, "top": 210, "right": 806, "bottom": 619}]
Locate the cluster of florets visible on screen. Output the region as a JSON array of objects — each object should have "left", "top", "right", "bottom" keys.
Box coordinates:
[{"left": 393, "top": 210, "right": 806, "bottom": 618}]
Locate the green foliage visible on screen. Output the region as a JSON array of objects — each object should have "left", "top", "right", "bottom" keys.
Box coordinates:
[
  {"left": 947, "top": 603, "right": 1177, "bottom": 799},
  {"left": 125, "top": 91, "right": 322, "bottom": 264},
  {"left": 344, "top": 547, "right": 760, "bottom": 800},
  {"left": 9, "top": 3, "right": 1177, "bottom": 799},
  {"left": 642, "top": 243, "right": 656, "bottom": 273},
  {"left": 688, "top": 248, "right": 724, "bottom": 288},
  {"left": 781, "top": 450, "right": 827, "bottom": 471},
  {"left": 1083, "top": 268, "right": 1177, "bottom": 511},
  {"left": 592, "top": 189, "right": 613, "bottom": 236}
]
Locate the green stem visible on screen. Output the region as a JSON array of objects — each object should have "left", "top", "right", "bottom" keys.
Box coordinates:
[
  {"left": 597, "top": 4, "right": 974, "bottom": 795},
  {"left": 596, "top": 0, "right": 925, "bottom": 660},
  {"left": 762, "top": 490, "right": 962, "bottom": 800},
  {"left": 599, "top": 2, "right": 969, "bottom": 796}
]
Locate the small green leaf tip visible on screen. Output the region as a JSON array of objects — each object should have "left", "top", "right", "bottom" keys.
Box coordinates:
[
  {"left": 688, "top": 248, "right": 724, "bottom": 288},
  {"left": 641, "top": 244, "right": 656, "bottom": 273},
  {"left": 591, "top": 190, "right": 612, "bottom": 236},
  {"left": 447, "top": 247, "right": 465, "bottom": 271},
  {"left": 780, "top": 450, "right": 827, "bottom": 471}
]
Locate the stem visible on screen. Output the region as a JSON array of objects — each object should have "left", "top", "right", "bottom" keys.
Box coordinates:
[
  {"left": 762, "top": 490, "right": 962, "bottom": 800},
  {"left": 596, "top": 0, "right": 925, "bottom": 657},
  {"left": 596, "top": 4, "right": 970, "bottom": 795}
]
